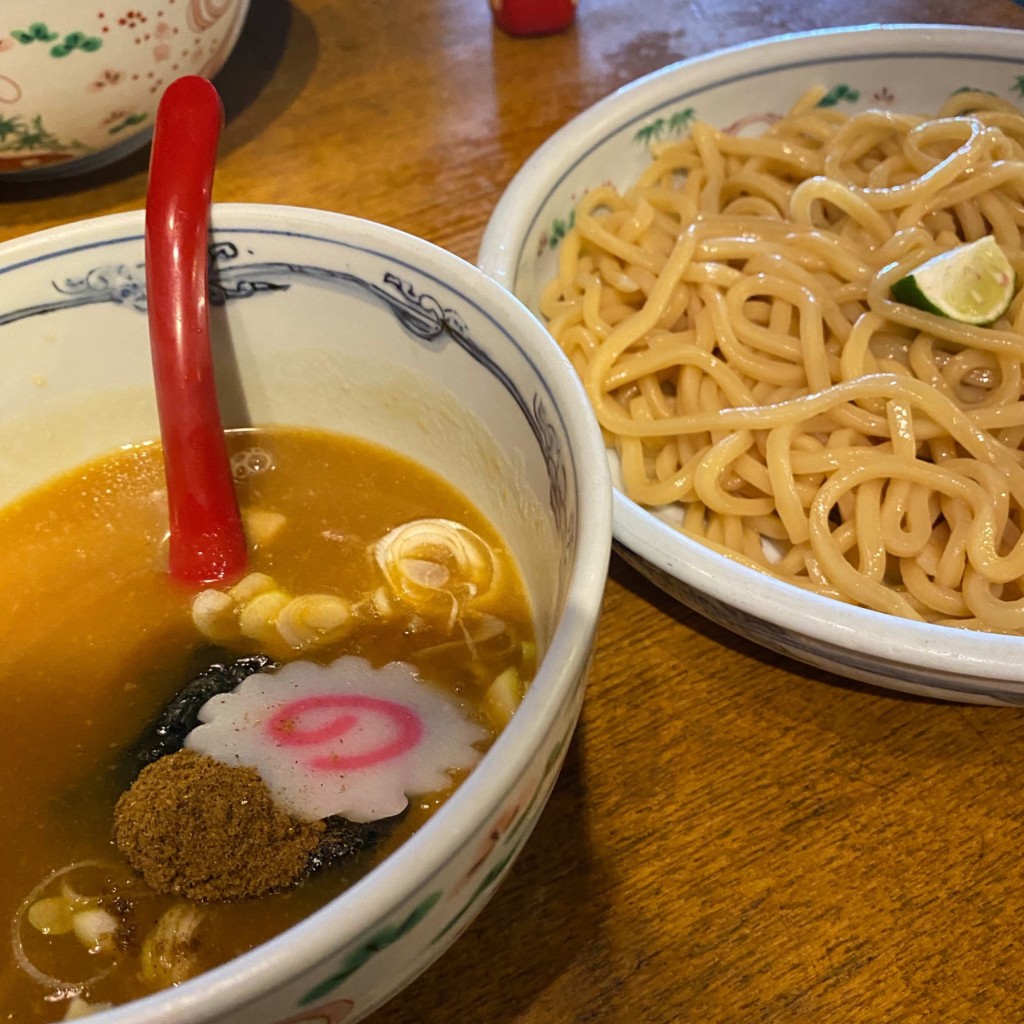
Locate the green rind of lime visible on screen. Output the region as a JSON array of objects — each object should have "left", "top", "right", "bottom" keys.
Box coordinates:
[{"left": 891, "top": 236, "right": 1016, "bottom": 326}]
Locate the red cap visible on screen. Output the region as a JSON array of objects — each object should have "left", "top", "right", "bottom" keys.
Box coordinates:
[{"left": 491, "top": 0, "right": 577, "bottom": 36}]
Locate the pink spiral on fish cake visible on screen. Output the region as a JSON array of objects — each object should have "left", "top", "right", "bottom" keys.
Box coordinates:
[
  {"left": 186, "top": 656, "right": 491, "bottom": 823},
  {"left": 266, "top": 694, "right": 425, "bottom": 771}
]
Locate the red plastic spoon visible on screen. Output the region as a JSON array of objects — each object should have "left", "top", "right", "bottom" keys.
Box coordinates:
[{"left": 145, "top": 76, "right": 247, "bottom": 587}]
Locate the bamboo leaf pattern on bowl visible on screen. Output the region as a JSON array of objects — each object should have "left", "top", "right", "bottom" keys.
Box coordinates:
[
  {"left": 11, "top": 22, "right": 59, "bottom": 44},
  {"left": 633, "top": 105, "right": 696, "bottom": 145},
  {"left": 297, "top": 892, "right": 442, "bottom": 1007},
  {"left": 816, "top": 82, "right": 860, "bottom": 107},
  {"left": 108, "top": 112, "right": 148, "bottom": 135},
  {"left": 10, "top": 22, "right": 102, "bottom": 56},
  {"left": 50, "top": 31, "right": 103, "bottom": 57},
  {"left": 0, "top": 113, "right": 87, "bottom": 155}
]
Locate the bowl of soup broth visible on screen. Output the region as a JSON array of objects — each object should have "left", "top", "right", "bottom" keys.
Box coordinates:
[{"left": 0, "top": 204, "right": 612, "bottom": 1023}]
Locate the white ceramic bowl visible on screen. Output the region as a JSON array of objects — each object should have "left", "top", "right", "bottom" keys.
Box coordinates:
[
  {"left": 0, "top": 204, "right": 612, "bottom": 1022},
  {"left": 0, "top": 0, "right": 250, "bottom": 179},
  {"left": 479, "top": 23, "right": 1024, "bottom": 705}
]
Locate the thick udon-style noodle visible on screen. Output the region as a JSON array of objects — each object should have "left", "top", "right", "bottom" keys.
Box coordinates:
[{"left": 540, "top": 87, "right": 1024, "bottom": 632}]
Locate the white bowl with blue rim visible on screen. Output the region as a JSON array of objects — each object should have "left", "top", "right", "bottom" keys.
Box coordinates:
[
  {"left": 478, "top": 23, "right": 1024, "bottom": 705},
  {"left": 0, "top": 204, "right": 612, "bottom": 1022}
]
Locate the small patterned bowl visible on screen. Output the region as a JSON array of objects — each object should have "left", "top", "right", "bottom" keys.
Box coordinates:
[
  {"left": 0, "top": 0, "right": 250, "bottom": 179},
  {"left": 479, "top": 23, "right": 1024, "bottom": 705},
  {"left": 0, "top": 204, "right": 612, "bottom": 1022}
]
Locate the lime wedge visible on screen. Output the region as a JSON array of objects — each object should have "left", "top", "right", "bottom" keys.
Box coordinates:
[{"left": 891, "top": 236, "right": 1016, "bottom": 325}]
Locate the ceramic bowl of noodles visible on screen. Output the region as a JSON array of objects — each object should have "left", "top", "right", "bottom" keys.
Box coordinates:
[
  {"left": 0, "top": 0, "right": 250, "bottom": 179},
  {"left": 0, "top": 204, "right": 611, "bottom": 1022},
  {"left": 478, "top": 23, "right": 1024, "bottom": 705}
]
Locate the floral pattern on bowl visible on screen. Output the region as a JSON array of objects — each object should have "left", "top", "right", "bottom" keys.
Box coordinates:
[{"left": 0, "top": 0, "right": 250, "bottom": 178}]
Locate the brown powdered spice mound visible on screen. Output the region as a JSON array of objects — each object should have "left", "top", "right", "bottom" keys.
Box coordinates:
[{"left": 114, "top": 749, "right": 324, "bottom": 902}]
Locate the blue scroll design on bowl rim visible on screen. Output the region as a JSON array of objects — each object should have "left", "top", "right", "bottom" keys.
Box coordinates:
[{"left": 0, "top": 240, "right": 574, "bottom": 554}]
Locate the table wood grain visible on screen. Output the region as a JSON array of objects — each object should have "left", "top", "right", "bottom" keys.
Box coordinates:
[{"left": 6, "top": 1, "right": 1024, "bottom": 1021}]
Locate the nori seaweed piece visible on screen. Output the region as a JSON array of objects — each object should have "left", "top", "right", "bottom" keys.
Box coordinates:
[
  {"left": 128, "top": 653, "right": 405, "bottom": 877},
  {"left": 132, "top": 653, "right": 277, "bottom": 771},
  {"left": 308, "top": 812, "right": 404, "bottom": 873}
]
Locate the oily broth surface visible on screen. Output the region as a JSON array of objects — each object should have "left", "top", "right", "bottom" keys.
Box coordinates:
[{"left": 0, "top": 427, "right": 535, "bottom": 1022}]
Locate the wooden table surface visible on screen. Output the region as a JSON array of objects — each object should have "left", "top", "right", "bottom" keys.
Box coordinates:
[{"left": 7, "top": 1, "right": 1024, "bottom": 1021}]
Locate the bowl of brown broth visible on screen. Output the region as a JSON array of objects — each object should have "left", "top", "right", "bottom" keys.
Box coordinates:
[{"left": 0, "top": 204, "right": 612, "bottom": 1023}]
